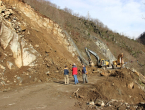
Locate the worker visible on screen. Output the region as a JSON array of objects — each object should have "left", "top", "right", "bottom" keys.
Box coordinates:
[
  {"left": 82, "top": 64, "right": 88, "bottom": 83},
  {"left": 72, "top": 63, "right": 79, "bottom": 85},
  {"left": 64, "top": 66, "right": 69, "bottom": 85}
]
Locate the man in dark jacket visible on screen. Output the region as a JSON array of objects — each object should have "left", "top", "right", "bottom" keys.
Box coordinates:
[
  {"left": 72, "top": 63, "right": 79, "bottom": 84},
  {"left": 82, "top": 64, "right": 88, "bottom": 83},
  {"left": 64, "top": 66, "right": 69, "bottom": 85}
]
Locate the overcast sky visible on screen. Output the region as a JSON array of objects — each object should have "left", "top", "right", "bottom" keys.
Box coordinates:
[{"left": 49, "top": 0, "right": 145, "bottom": 39}]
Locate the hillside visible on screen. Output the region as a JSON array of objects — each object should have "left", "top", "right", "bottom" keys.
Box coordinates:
[
  {"left": 0, "top": 0, "right": 144, "bottom": 109},
  {"left": 23, "top": 0, "right": 145, "bottom": 75},
  {"left": 138, "top": 31, "right": 145, "bottom": 45},
  {"left": 0, "top": 0, "right": 82, "bottom": 88}
]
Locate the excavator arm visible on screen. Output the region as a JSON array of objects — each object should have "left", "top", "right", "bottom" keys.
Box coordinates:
[
  {"left": 85, "top": 48, "right": 110, "bottom": 67},
  {"left": 85, "top": 48, "right": 100, "bottom": 66},
  {"left": 85, "top": 48, "right": 99, "bottom": 61}
]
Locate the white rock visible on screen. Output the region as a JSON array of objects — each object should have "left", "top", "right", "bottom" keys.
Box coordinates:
[
  {"left": 101, "top": 101, "right": 105, "bottom": 107},
  {"left": 21, "top": 38, "right": 39, "bottom": 66},
  {"left": 4, "top": 10, "right": 11, "bottom": 15},
  {"left": 0, "top": 24, "right": 13, "bottom": 49},
  {"left": 35, "top": 44, "right": 39, "bottom": 47},
  {"left": 7, "top": 61, "right": 14, "bottom": 70},
  {"left": 10, "top": 33, "right": 22, "bottom": 68},
  {"left": 89, "top": 101, "right": 95, "bottom": 105},
  {"left": 0, "top": 64, "right": 5, "bottom": 74}
]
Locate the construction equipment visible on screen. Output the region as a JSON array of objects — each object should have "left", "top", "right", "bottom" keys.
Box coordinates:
[
  {"left": 112, "top": 53, "right": 124, "bottom": 69},
  {"left": 85, "top": 48, "right": 110, "bottom": 67}
]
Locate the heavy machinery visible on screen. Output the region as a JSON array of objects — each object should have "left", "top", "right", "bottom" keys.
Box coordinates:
[
  {"left": 112, "top": 53, "right": 124, "bottom": 68},
  {"left": 85, "top": 48, "right": 110, "bottom": 67}
]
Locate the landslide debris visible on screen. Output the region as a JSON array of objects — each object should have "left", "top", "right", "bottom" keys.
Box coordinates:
[
  {"left": 73, "top": 68, "right": 145, "bottom": 110},
  {"left": 0, "top": 0, "right": 81, "bottom": 90}
]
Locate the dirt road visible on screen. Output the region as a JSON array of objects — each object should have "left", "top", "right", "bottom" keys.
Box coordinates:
[{"left": 0, "top": 74, "right": 99, "bottom": 110}]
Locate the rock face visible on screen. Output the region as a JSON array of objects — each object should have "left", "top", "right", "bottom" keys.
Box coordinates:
[
  {"left": 0, "top": 0, "right": 82, "bottom": 87},
  {"left": 11, "top": 0, "right": 78, "bottom": 57},
  {"left": 0, "top": 21, "right": 42, "bottom": 68},
  {"left": 95, "top": 38, "right": 116, "bottom": 63}
]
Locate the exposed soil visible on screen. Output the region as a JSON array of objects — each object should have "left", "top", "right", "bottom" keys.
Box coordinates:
[
  {"left": 0, "top": 68, "right": 145, "bottom": 110},
  {"left": 0, "top": 1, "right": 144, "bottom": 110},
  {"left": 72, "top": 68, "right": 145, "bottom": 110}
]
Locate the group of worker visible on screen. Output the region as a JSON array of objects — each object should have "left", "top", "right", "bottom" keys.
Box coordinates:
[{"left": 64, "top": 63, "right": 88, "bottom": 85}]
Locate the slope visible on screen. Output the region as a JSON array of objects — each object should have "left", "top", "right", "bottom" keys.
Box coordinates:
[
  {"left": 0, "top": 0, "right": 83, "bottom": 89},
  {"left": 23, "top": 0, "right": 145, "bottom": 75}
]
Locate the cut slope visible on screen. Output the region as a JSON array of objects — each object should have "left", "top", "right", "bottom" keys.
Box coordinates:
[{"left": 0, "top": 0, "right": 82, "bottom": 89}]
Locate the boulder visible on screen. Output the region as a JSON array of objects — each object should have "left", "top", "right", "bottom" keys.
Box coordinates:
[
  {"left": 7, "top": 61, "right": 15, "bottom": 69},
  {"left": 89, "top": 101, "right": 95, "bottom": 105},
  {"left": 4, "top": 10, "right": 11, "bottom": 15},
  {"left": 0, "top": 64, "right": 5, "bottom": 74},
  {"left": 19, "top": 24, "right": 26, "bottom": 31},
  {"left": 128, "top": 82, "right": 134, "bottom": 89},
  {"left": 95, "top": 99, "right": 105, "bottom": 107}
]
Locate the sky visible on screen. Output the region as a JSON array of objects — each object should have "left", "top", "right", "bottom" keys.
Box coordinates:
[{"left": 49, "top": 0, "right": 145, "bottom": 39}]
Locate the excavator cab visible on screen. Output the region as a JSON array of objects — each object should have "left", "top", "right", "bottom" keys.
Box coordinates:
[{"left": 98, "top": 59, "right": 110, "bottom": 67}]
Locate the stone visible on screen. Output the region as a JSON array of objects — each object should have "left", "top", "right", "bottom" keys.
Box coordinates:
[
  {"left": 89, "top": 101, "right": 95, "bottom": 105},
  {"left": 45, "top": 71, "right": 50, "bottom": 75},
  {"left": 78, "top": 95, "right": 84, "bottom": 99},
  {"left": 134, "top": 71, "right": 139, "bottom": 76},
  {"left": 10, "top": 33, "right": 22, "bottom": 68},
  {"left": 35, "top": 44, "right": 39, "bottom": 47},
  {"left": 19, "top": 24, "right": 26, "bottom": 31},
  {"left": 34, "top": 78, "right": 37, "bottom": 82},
  {"left": 131, "top": 68, "right": 135, "bottom": 72},
  {"left": 0, "top": 23, "right": 13, "bottom": 49},
  {"left": 38, "top": 80, "right": 42, "bottom": 82},
  {"left": 8, "top": 9, "right": 13, "bottom": 14},
  {"left": 0, "top": 64, "right": 5, "bottom": 74},
  {"left": 128, "top": 82, "right": 134, "bottom": 89},
  {"left": 21, "top": 38, "right": 41, "bottom": 66},
  {"left": 1, "top": 81, "right": 5, "bottom": 86},
  {"left": 17, "top": 77, "right": 22, "bottom": 83},
  {"left": 100, "top": 72, "right": 109, "bottom": 76},
  {"left": 7, "top": 61, "right": 14, "bottom": 69},
  {"left": 25, "top": 73, "right": 29, "bottom": 75},
  {"left": 14, "top": 75, "right": 17, "bottom": 78},
  {"left": 95, "top": 99, "right": 102, "bottom": 106},
  {"left": 4, "top": 10, "right": 11, "bottom": 15},
  {"left": 101, "top": 101, "right": 105, "bottom": 107}
]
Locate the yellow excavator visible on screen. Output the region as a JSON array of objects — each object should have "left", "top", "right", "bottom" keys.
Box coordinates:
[
  {"left": 112, "top": 53, "right": 124, "bottom": 69},
  {"left": 85, "top": 48, "right": 110, "bottom": 67}
]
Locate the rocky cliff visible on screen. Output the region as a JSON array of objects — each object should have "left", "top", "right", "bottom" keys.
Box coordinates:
[{"left": 0, "top": 0, "right": 83, "bottom": 88}]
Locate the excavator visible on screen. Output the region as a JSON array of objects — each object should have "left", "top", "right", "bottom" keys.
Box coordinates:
[
  {"left": 85, "top": 48, "right": 110, "bottom": 68},
  {"left": 112, "top": 53, "right": 124, "bottom": 69}
]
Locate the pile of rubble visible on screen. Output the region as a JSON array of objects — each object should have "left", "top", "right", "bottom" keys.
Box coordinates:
[
  {"left": 73, "top": 69, "right": 145, "bottom": 110},
  {"left": 0, "top": 1, "right": 26, "bottom": 35},
  {"left": 86, "top": 99, "right": 145, "bottom": 110}
]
